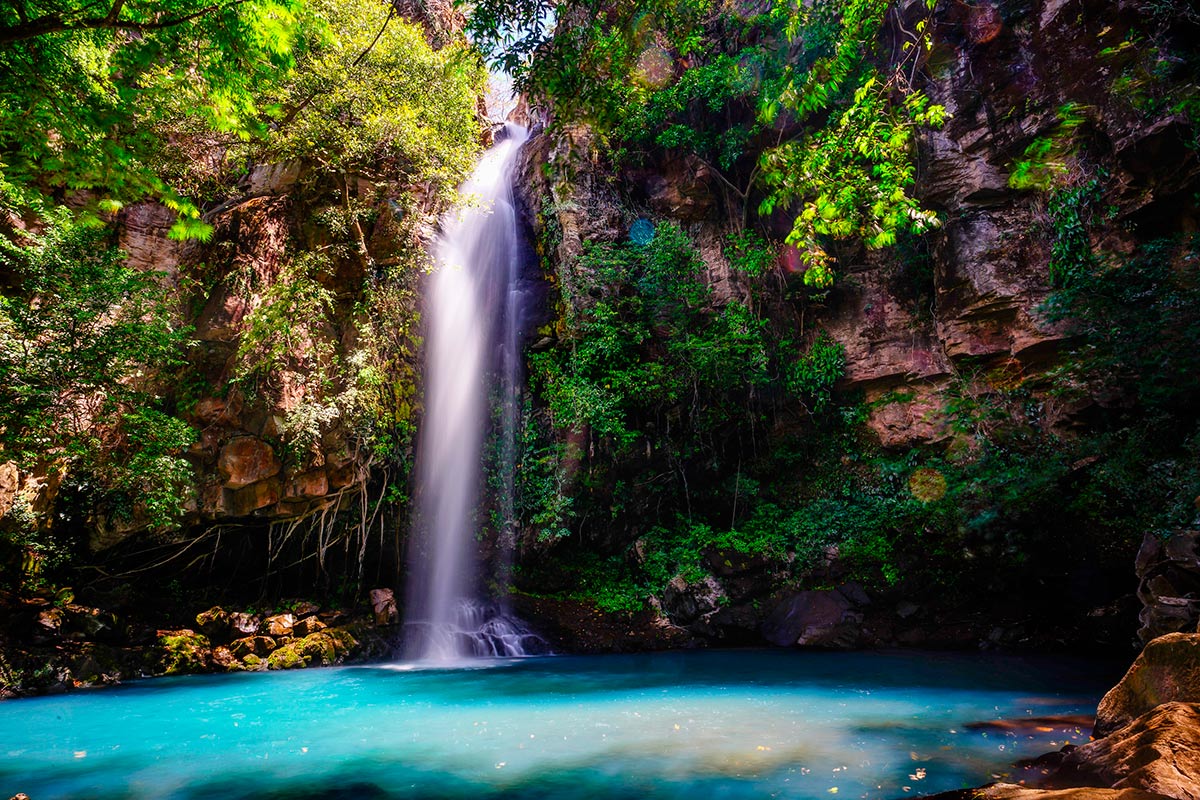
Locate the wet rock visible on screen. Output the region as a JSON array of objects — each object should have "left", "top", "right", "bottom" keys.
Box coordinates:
[
  {"left": 64, "top": 605, "right": 122, "bottom": 643},
  {"left": 230, "top": 635, "right": 276, "bottom": 659},
  {"left": 195, "top": 606, "right": 233, "bottom": 642},
  {"left": 293, "top": 616, "right": 327, "bottom": 637},
  {"left": 229, "top": 612, "right": 259, "bottom": 637},
  {"left": 760, "top": 585, "right": 867, "bottom": 648},
  {"left": 924, "top": 783, "right": 1170, "bottom": 800},
  {"left": 966, "top": 714, "right": 1095, "bottom": 734},
  {"left": 218, "top": 438, "right": 282, "bottom": 490},
  {"left": 266, "top": 644, "right": 306, "bottom": 670},
  {"left": 1063, "top": 702, "right": 1200, "bottom": 800},
  {"left": 157, "top": 629, "right": 212, "bottom": 675},
  {"left": 323, "top": 626, "right": 360, "bottom": 657},
  {"left": 211, "top": 645, "right": 240, "bottom": 671},
  {"left": 661, "top": 575, "right": 725, "bottom": 627},
  {"left": 1135, "top": 532, "right": 1200, "bottom": 644},
  {"left": 267, "top": 633, "right": 338, "bottom": 670},
  {"left": 261, "top": 613, "right": 296, "bottom": 637},
  {"left": 1096, "top": 633, "right": 1200, "bottom": 737},
  {"left": 369, "top": 589, "right": 399, "bottom": 626}
]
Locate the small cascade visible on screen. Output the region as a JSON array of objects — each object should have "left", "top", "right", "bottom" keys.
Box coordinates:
[{"left": 403, "top": 123, "right": 546, "bottom": 663}]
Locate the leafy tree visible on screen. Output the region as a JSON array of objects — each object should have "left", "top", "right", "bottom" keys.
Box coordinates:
[
  {"left": 0, "top": 0, "right": 306, "bottom": 236},
  {"left": 470, "top": 0, "right": 946, "bottom": 288},
  {"left": 251, "top": 0, "right": 487, "bottom": 193},
  {"left": 0, "top": 213, "right": 195, "bottom": 535}
]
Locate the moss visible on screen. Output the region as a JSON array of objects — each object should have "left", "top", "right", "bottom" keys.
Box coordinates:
[
  {"left": 158, "top": 630, "right": 211, "bottom": 675},
  {"left": 242, "top": 653, "right": 266, "bottom": 671},
  {"left": 266, "top": 633, "right": 338, "bottom": 670},
  {"left": 323, "top": 627, "right": 359, "bottom": 657},
  {"left": 266, "top": 644, "right": 305, "bottom": 670}
]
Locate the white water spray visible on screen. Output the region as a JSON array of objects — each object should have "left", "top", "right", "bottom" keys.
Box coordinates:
[{"left": 404, "top": 123, "right": 544, "bottom": 663}]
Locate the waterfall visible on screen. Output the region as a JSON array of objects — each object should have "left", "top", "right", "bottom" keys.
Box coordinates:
[{"left": 403, "top": 122, "right": 545, "bottom": 663}]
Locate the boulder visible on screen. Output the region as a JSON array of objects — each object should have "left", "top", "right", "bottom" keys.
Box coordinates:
[
  {"left": 1096, "top": 634, "right": 1200, "bottom": 737},
  {"left": 157, "top": 630, "right": 212, "bottom": 675},
  {"left": 760, "top": 584, "right": 867, "bottom": 648},
  {"left": 230, "top": 635, "right": 276, "bottom": 659},
  {"left": 63, "top": 605, "right": 122, "bottom": 643},
  {"left": 267, "top": 633, "right": 338, "bottom": 670},
  {"left": 369, "top": 589, "right": 399, "bottom": 625},
  {"left": 261, "top": 613, "right": 296, "bottom": 637},
  {"left": 285, "top": 470, "right": 329, "bottom": 499},
  {"left": 195, "top": 606, "right": 233, "bottom": 642},
  {"left": 229, "top": 612, "right": 260, "bottom": 637},
  {"left": 1064, "top": 702, "right": 1200, "bottom": 800},
  {"left": 293, "top": 616, "right": 327, "bottom": 637},
  {"left": 661, "top": 575, "right": 725, "bottom": 627},
  {"left": 224, "top": 478, "right": 282, "bottom": 516},
  {"left": 211, "top": 646, "right": 240, "bottom": 671},
  {"left": 1135, "top": 532, "right": 1200, "bottom": 644},
  {"left": 33, "top": 606, "right": 64, "bottom": 643},
  {"left": 288, "top": 600, "right": 321, "bottom": 617},
  {"left": 218, "top": 438, "right": 282, "bottom": 489},
  {"left": 924, "top": 783, "right": 1169, "bottom": 800}
]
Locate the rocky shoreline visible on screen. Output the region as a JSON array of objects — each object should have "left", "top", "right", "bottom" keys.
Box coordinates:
[
  {"left": 0, "top": 588, "right": 403, "bottom": 698},
  {"left": 941, "top": 633, "right": 1200, "bottom": 800}
]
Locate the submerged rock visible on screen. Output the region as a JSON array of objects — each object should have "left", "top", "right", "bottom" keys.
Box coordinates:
[{"left": 924, "top": 783, "right": 1169, "bottom": 800}]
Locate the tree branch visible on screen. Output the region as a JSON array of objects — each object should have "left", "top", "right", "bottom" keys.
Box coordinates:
[{"left": 0, "top": 0, "right": 251, "bottom": 45}]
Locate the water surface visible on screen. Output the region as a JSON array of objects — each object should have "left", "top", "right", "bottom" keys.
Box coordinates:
[{"left": 0, "top": 650, "right": 1113, "bottom": 800}]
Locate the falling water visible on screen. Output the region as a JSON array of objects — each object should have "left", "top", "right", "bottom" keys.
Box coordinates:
[{"left": 404, "top": 123, "right": 545, "bottom": 662}]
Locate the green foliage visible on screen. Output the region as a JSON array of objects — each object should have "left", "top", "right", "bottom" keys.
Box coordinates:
[
  {"left": 514, "top": 401, "right": 575, "bottom": 541},
  {"left": 0, "top": 214, "right": 195, "bottom": 543},
  {"left": 252, "top": 0, "right": 487, "bottom": 192},
  {"left": 531, "top": 223, "right": 776, "bottom": 448},
  {"left": 1045, "top": 235, "right": 1200, "bottom": 413},
  {"left": 1008, "top": 103, "right": 1088, "bottom": 191},
  {"left": 784, "top": 332, "right": 845, "bottom": 412},
  {"left": 723, "top": 230, "right": 775, "bottom": 278},
  {"left": 1045, "top": 179, "right": 1103, "bottom": 288},
  {"left": 0, "top": 0, "right": 307, "bottom": 234},
  {"left": 476, "top": 0, "right": 945, "bottom": 288}
]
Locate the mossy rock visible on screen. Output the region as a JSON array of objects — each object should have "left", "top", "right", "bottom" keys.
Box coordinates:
[
  {"left": 265, "top": 633, "right": 337, "bottom": 670},
  {"left": 70, "top": 643, "right": 126, "bottom": 684},
  {"left": 324, "top": 627, "right": 359, "bottom": 657},
  {"left": 158, "top": 630, "right": 212, "bottom": 675},
  {"left": 266, "top": 645, "right": 306, "bottom": 670},
  {"left": 242, "top": 653, "right": 266, "bottom": 671}
]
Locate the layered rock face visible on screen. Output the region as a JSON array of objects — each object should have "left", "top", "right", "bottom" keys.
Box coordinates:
[
  {"left": 84, "top": 143, "right": 435, "bottom": 553},
  {"left": 522, "top": 0, "right": 1198, "bottom": 447},
  {"left": 511, "top": 0, "right": 1198, "bottom": 648}
]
